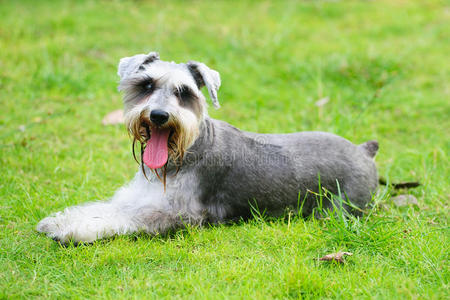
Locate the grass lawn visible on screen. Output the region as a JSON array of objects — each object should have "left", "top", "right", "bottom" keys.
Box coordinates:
[{"left": 1, "top": 0, "right": 449, "bottom": 298}]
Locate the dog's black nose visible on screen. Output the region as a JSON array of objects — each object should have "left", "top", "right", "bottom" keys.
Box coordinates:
[{"left": 150, "top": 109, "right": 169, "bottom": 126}]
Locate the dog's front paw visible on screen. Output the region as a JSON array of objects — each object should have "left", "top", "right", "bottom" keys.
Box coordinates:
[
  {"left": 37, "top": 216, "right": 59, "bottom": 235},
  {"left": 37, "top": 214, "right": 72, "bottom": 243},
  {"left": 36, "top": 213, "right": 100, "bottom": 244}
]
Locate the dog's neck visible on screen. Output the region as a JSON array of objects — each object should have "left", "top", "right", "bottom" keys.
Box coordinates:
[
  {"left": 164, "top": 117, "right": 215, "bottom": 173},
  {"left": 191, "top": 117, "right": 215, "bottom": 151}
]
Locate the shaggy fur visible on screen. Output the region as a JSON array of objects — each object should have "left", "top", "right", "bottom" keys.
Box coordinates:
[{"left": 37, "top": 52, "right": 378, "bottom": 243}]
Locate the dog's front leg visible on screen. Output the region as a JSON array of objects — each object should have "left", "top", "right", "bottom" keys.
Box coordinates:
[
  {"left": 36, "top": 200, "right": 141, "bottom": 244},
  {"left": 36, "top": 173, "right": 169, "bottom": 244}
]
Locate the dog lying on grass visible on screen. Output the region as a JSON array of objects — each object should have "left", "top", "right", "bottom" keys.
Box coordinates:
[{"left": 37, "top": 52, "right": 378, "bottom": 244}]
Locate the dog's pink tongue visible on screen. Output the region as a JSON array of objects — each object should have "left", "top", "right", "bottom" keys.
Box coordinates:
[{"left": 143, "top": 127, "right": 170, "bottom": 169}]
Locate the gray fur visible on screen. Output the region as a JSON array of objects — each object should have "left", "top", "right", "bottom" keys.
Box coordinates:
[
  {"left": 187, "top": 61, "right": 221, "bottom": 108},
  {"left": 36, "top": 53, "right": 378, "bottom": 244},
  {"left": 359, "top": 140, "right": 379, "bottom": 158},
  {"left": 168, "top": 118, "right": 378, "bottom": 220}
]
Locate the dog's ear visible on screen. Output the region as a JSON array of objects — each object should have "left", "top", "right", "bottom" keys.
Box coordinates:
[
  {"left": 117, "top": 52, "right": 160, "bottom": 79},
  {"left": 187, "top": 61, "right": 221, "bottom": 109}
]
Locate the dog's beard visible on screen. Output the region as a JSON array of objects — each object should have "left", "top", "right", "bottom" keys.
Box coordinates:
[{"left": 126, "top": 110, "right": 199, "bottom": 188}]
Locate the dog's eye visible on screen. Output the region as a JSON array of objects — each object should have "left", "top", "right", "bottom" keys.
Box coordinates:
[
  {"left": 175, "top": 86, "right": 193, "bottom": 102},
  {"left": 139, "top": 78, "right": 154, "bottom": 93},
  {"left": 144, "top": 82, "right": 153, "bottom": 91}
]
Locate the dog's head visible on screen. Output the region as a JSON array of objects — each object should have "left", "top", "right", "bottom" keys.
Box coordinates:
[{"left": 117, "top": 52, "right": 221, "bottom": 175}]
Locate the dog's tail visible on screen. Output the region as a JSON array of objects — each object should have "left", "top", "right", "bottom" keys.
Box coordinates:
[
  {"left": 359, "top": 140, "right": 379, "bottom": 158},
  {"left": 358, "top": 141, "right": 420, "bottom": 189}
]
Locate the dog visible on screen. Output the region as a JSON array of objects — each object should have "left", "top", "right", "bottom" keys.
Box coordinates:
[{"left": 37, "top": 52, "right": 379, "bottom": 243}]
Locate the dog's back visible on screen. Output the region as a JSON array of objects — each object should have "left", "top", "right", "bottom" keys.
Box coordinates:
[{"left": 191, "top": 119, "right": 378, "bottom": 220}]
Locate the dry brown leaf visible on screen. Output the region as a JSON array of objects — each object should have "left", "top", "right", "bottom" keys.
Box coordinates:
[
  {"left": 102, "top": 109, "right": 124, "bottom": 125},
  {"left": 319, "top": 251, "right": 353, "bottom": 263}
]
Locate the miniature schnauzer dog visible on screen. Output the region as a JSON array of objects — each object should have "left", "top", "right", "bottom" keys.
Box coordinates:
[{"left": 37, "top": 52, "right": 378, "bottom": 243}]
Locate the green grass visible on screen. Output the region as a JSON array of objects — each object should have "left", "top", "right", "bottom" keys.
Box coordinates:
[{"left": 1, "top": 0, "right": 449, "bottom": 298}]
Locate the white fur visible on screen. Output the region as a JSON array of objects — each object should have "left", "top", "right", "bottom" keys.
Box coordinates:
[
  {"left": 37, "top": 52, "right": 216, "bottom": 243},
  {"left": 117, "top": 52, "right": 159, "bottom": 79},
  {"left": 145, "top": 64, "right": 198, "bottom": 91},
  {"left": 37, "top": 171, "right": 203, "bottom": 243}
]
